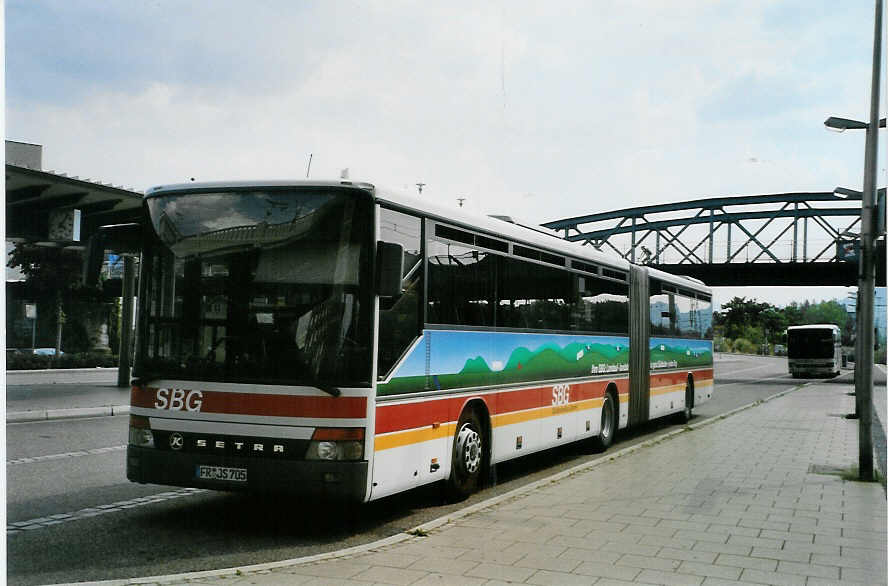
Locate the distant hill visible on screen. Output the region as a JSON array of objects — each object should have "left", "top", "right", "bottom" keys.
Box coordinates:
[{"left": 460, "top": 356, "right": 492, "bottom": 374}]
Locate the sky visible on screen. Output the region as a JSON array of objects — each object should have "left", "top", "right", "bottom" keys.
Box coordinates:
[{"left": 5, "top": 0, "right": 886, "bottom": 308}]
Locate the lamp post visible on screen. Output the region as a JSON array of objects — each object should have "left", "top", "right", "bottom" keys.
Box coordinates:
[{"left": 823, "top": 0, "right": 882, "bottom": 482}]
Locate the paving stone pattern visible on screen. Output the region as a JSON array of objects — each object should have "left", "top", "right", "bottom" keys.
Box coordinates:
[{"left": 148, "top": 383, "right": 888, "bottom": 585}]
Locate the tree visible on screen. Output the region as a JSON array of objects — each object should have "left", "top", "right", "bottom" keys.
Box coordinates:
[
  {"left": 783, "top": 303, "right": 803, "bottom": 328},
  {"left": 760, "top": 307, "right": 787, "bottom": 345},
  {"left": 802, "top": 300, "right": 848, "bottom": 329},
  {"left": 715, "top": 297, "right": 774, "bottom": 340},
  {"left": 7, "top": 245, "right": 107, "bottom": 353},
  {"left": 7, "top": 246, "right": 83, "bottom": 297}
]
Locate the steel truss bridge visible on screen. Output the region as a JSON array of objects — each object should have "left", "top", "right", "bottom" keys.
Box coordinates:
[{"left": 542, "top": 191, "right": 886, "bottom": 287}]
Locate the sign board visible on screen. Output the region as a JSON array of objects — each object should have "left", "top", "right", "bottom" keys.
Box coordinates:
[
  {"left": 25, "top": 303, "right": 37, "bottom": 319},
  {"left": 836, "top": 239, "right": 859, "bottom": 263}
]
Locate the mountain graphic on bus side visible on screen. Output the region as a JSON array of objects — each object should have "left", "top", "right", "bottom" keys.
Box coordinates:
[{"left": 378, "top": 331, "right": 712, "bottom": 396}]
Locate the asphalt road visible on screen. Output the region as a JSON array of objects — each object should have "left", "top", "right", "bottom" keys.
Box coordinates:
[{"left": 6, "top": 354, "right": 881, "bottom": 585}]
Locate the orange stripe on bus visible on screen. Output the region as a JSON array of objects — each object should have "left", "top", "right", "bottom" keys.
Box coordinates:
[{"left": 376, "top": 398, "right": 606, "bottom": 451}]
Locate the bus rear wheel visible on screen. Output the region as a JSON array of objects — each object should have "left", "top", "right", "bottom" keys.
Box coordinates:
[
  {"left": 446, "top": 408, "right": 485, "bottom": 500},
  {"left": 677, "top": 378, "right": 694, "bottom": 423},
  {"left": 591, "top": 390, "right": 616, "bottom": 451}
]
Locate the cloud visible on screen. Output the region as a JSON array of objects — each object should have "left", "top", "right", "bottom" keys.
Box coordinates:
[{"left": 6, "top": 0, "right": 882, "bottom": 227}]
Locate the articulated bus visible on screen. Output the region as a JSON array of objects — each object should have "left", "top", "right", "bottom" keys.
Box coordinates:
[
  {"left": 124, "top": 180, "right": 714, "bottom": 501},
  {"left": 787, "top": 324, "right": 842, "bottom": 378}
]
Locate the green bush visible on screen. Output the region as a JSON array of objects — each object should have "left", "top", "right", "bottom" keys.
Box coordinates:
[
  {"left": 714, "top": 337, "right": 731, "bottom": 352},
  {"left": 731, "top": 338, "right": 758, "bottom": 354},
  {"left": 6, "top": 351, "right": 119, "bottom": 370}
]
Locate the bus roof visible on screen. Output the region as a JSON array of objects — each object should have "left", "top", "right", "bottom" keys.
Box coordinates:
[
  {"left": 375, "top": 184, "right": 711, "bottom": 296},
  {"left": 787, "top": 324, "right": 841, "bottom": 331},
  {"left": 146, "top": 179, "right": 712, "bottom": 296}
]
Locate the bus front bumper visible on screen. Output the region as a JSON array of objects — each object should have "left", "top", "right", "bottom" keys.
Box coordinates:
[{"left": 127, "top": 446, "right": 368, "bottom": 502}]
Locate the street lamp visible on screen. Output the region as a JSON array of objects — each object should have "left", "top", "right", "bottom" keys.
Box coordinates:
[
  {"left": 833, "top": 186, "right": 864, "bottom": 199},
  {"left": 823, "top": 116, "right": 885, "bottom": 131},
  {"left": 824, "top": 0, "right": 882, "bottom": 483}
]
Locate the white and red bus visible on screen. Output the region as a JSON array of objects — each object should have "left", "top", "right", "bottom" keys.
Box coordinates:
[{"left": 124, "top": 180, "right": 714, "bottom": 501}]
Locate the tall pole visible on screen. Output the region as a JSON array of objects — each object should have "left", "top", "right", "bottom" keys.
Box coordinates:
[
  {"left": 856, "top": 0, "right": 882, "bottom": 482},
  {"left": 117, "top": 256, "right": 136, "bottom": 387}
]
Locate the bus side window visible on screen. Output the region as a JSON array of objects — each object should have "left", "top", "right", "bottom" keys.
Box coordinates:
[
  {"left": 497, "top": 256, "right": 569, "bottom": 330},
  {"left": 378, "top": 209, "right": 422, "bottom": 378},
  {"left": 650, "top": 280, "right": 674, "bottom": 336},
  {"left": 428, "top": 240, "right": 497, "bottom": 327},
  {"left": 570, "top": 273, "right": 629, "bottom": 334}
]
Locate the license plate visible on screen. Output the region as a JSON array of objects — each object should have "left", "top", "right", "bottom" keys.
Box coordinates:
[{"left": 197, "top": 465, "right": 247, "bottom": 482}]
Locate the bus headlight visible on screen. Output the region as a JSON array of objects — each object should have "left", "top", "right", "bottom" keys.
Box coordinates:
[
  {"left": 305, "top": 428, "right": 364, "bottom": 461},
  {"left": 316, "top": 441, "right": 339, "bottom": 460},
  {"left": 128, "top": 415, "right": 155, "bottom": 448}
]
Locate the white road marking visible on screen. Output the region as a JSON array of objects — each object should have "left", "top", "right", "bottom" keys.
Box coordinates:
[
  {"left": 7, "top": 488, "right": 207, "bottom": 535},
  {"left": 716, "top": 374, "right": 796, "bottom": 389},
  {"left": 7, "top": 445, "right": 127, "bottom": 465},
  {"left": 715, "top": 361, "right": 782, "bottom": 378}
]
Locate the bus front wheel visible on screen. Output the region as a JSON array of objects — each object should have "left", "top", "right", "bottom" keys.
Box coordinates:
[{"left": 446, "top": 408, "right": 485, "bottom": 500}]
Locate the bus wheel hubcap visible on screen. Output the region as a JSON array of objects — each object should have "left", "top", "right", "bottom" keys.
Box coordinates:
[
  {"left": 458, "top": 424, "right": 482, "bottom": 475},
  {"left": 601, "top": 398, "right": 613, "bottom": 438}
]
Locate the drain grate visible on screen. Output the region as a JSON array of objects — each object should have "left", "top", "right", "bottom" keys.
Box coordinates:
[{"left": 808, "top": 464, "right": 846, "bottom": 476}]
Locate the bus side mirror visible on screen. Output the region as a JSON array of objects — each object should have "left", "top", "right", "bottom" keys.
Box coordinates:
[
  {"left": 377, "top": 241, "right": 404, "bottom": 299},
  {"left": 82, "top": 223, "right": 143, "bottom": 287}
]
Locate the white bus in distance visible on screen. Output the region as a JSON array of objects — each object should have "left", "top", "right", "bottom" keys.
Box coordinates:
[{"left": 786, "top": 324, "right": 842, "bottom": 378}]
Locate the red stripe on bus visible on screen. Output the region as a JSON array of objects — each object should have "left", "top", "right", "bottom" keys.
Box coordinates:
[
  {"left": 650, "top": 368, "right": 713, "bottom": 388},
  {"left": 375, "top": 395, "right": 465, "bottom": 435},
  {"left": 375, "top": 378, "right": 630, "bottom": 435},
  {"left": 131, "top": 386, "right": 367, "bottom": 419}
]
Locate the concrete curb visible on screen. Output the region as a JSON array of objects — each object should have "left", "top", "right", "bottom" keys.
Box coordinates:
[
  {"left": 6, "top": 367, "right": 119, "bottom": 375},
  {"left": 5, "top": 367, "right": 119, "bottom": 386},
  {"left": 66, "top": 382, "right": 812, "bottom": 586},
  {"left": 7, "top": 405, "right": 130, "bottom": 423}
]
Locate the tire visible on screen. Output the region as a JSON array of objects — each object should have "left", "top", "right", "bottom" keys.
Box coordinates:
[
  {"left": 677, "top": 378, "right": 693, "bottom": 423},
  {"left": 591, "top": 390, "right": 616, "bottom": 451},
  {"left": 446, "top": 408, "right": 485, "bottom": 500}
]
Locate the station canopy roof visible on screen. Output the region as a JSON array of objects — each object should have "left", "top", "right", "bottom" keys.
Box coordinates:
[{"left": 6, "top": 163, "right": 144, "bottom": 249}]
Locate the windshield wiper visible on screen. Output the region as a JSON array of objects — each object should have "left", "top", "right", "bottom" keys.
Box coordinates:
[
  {"left": 132, "top": 373, "right": 159, "bottom": 387},
  {"left": 316, "top": 383, "right": 341, "bottom": 397}
]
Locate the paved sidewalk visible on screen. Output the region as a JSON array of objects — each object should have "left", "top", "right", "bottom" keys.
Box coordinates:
[{"left": 97, "top": 381, "right": 885, "bottom": 586}]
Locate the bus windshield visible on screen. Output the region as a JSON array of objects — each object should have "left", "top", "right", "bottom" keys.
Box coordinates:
[
  {"left": 137, "top": 187, "right": 374, "bottom": 387},
  {"left": 787, "top": 329, "right": 836, "bottom": 359}
]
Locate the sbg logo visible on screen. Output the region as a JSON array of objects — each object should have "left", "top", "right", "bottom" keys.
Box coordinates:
[
  {"left": 155, "top": 388, "right": 203, "bottom": 412},
  {"left": 552, "top": 383, "right": 570, "bottom": 406}
]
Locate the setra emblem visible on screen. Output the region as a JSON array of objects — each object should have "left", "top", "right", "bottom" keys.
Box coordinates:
[{"left": 169, "top": 432, "right": 185, "bottom": 451}]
